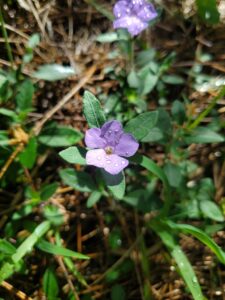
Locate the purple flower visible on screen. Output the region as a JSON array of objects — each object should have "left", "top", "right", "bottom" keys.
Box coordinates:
[
  {"left": 85, "top": 120, "right": 139, "bottom": 175},
  {"left": 113, "top": 0, "right": 158, "bottom": 36}
]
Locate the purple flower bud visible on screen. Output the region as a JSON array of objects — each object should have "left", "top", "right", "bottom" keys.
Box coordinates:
[
  {"left": 113, "top": 0, "right": 157, "bottom": 36},
  {"left": 85, "top": 120, "right": 139, "bottom": 175}
]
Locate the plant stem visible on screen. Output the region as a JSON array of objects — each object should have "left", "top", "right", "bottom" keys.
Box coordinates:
[
  {"left": 187, "top": 85, "right": 225, "bottom": 130},
  {"left": 0, "top": 2, "right": 14, "bottom": 67},
  {"left": 84, "top": 0, "right": 114, "bottom": 20}
]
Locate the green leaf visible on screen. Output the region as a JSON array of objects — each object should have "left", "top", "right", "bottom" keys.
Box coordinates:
[
  {"left": 16, "top": 79, "right": 34, "bottom": 112},
  {"left": 150, "top": 221, "right": 204, "bottom": 300},
  {"left": 127, "top": 70, "right": 139, "bottom": 88},
  {"left": 141, "top": 108, "right": 172, "bottom": 143},
  {"left": 59, "top": 168, "right": 96, "bottom": 192},
  {"left": 43, "top": 267, "right": 59, "bottom": 300},
  {"left": 37, "top": 239, "right": 89, "bottom": 259},
  {"left": 40, "top": 182, "right": 59, "bottom": 201},
  {"left": 39, "top": 124, "right": 83, "bottom": 147},
  {"left": 171, "top": 100, "right": 186, "bottom": 125},
  {"left": 124, "top": 111, "right": 158, "bottom": 140},
  {"left": 0, "top": 239, "right": 16, "bottom": 255},
  {"left": 0, "top": 108, "right": 18, "bottom": 121},
  {"left": 43, "top": 205, "right": 64, "bottom": 226},
  {"left": 166, "top": 221, "right": 225, "bottom": 265},
  {"left": 101, "top": 170, "right": 126, "bottom": 200},
  {"left": 184, "top": 127, "right": 224, "bottom": 144},
  {"left": 87, "top": 191, "right": 102, "bottom": 208},
  {"left": 96, "top": 32, "right": 119, "bottom": 43},
  {"left": 139, "top": 69, "right": 158, "bottom": 95},
  {"left": 27, "top": 33, "right": 40, "bottom": 49},
  {"left": 164, "top": 162, "right": 182, "bottom": 188},
  {"left": 83, "top": 91, "right": 106, "bottom": 128},
  {"left": 19, "top": 137, "right": 37, "bottom": 169},
  {"left": 196, "top": 0, "right": 220, "bottom": 24},
  {"left": 131, "top": 154, "right": 169, "bottom": 189},
  {"left": 11, "top": 221, "right": 51, "bottom": 263},
  {"left": 33, "top": 64, "right": 76, "bottom": 81},
  {"left": 59, "top": 146, "right": 86, "bottom": 165},
  {"left": 111, "top": 284, "right": 126, "bottom": 300},
  {"left": 200, "top": 199, "right": 224, "bottom": 222},
  {"left": 162, "top": 75, "right": 184, "bottom": 85}
]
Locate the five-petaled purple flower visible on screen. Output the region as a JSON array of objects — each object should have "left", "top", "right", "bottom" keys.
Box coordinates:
[
  {"left": 85, "top": 120, "right": 139, "bottom": 175},
  {"left": 113, "top": 0, "right": 157, "bottom": 36}
]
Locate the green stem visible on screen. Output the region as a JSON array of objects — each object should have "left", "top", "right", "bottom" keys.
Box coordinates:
[
  {"left": 131, "top": 154, "right": 173, "bottom": 217},
  {"left": 187, "top": 85, "right": 225, "bottom": 130},
  {"left": 84, "top": 0, "right": 113, "bottom": 20},
  {"left": 0, "top": 2, "right": 13, "bottom": 67}
]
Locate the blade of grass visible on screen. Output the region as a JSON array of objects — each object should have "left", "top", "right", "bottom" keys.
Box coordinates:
[
  {"left": 150, "top": 220, "right": 205, "bottom": 300},
  {"left": 0, "top": 2, "right": 13, "bottom": 67},
  {"left": 187, "top": 85, "right": 225, "bottom": 130},
  {"left": 166, "top": 220, "right": 225, "bottom": 264}
]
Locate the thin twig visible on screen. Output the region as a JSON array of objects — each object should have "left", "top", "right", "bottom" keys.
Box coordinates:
[
  {"left": 1, "top": 280, "right": 33, "bottom": 300},
  {"left": 33, "top": 65, "right": 96, "bottom": 135}
]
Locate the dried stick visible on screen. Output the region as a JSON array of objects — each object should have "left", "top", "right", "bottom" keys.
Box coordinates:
[
  {"left": 0, "top": 280, "right": 33, "bottom": 300},
  {"left": 33, "top": 65, "right": 96, "bottom": 136}
]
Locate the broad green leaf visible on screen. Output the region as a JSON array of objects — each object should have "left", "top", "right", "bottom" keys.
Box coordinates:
[
  {"left": 40, "top": 182, "right": 59, "bottom": 201},
  {"left": 59, "top": 168, "right": 96, "bottom": 192},
  {"left": 43, "top": 205, "right": 64, "bottom": 226},
  {"left": 37, "top": 239, "right": 89, "bottom": 259},
  {"left": 136, "top": 49, "right": 156, "bottom": 68},
  {"left": 184, "top": 127, "right": 224, "bottom": 144},
  {"left": 27, "top": 33, "right": 40, "bottom": 49},
  {"left": 33, "top": 64, "right": 76, "bottom": 81},
  {"left": 196, "top": 0, "right": 220, "bottom": 24},
  {"left": 0, "top": 108, "right": 18, "bottom": 120},
  {"left": 141, "top": 127, "right": 163, "bottom": 142},
  {"left": 16, "top": 79, "right": 34, "bottom": 111},
  {"left": 200, "top": 199, "right": 224, "bottom": 222},
  {"left": 83, "top": 91, "right": 106, "bottom": 128},
  {"left": 43, "top": 267, "right": 59, "bottom": 300},
  {"left": 127, "top": 70, "right": 139, "bottom": 88},
  {"left": 141, "top": 108, "right": 172, "bottom": 143},
  {"left": 59, "top": 146, "right": 86, "bottom": 165},
  {"left": 164, "top": 162, "right": 182, "bottom": 188},
  {"left": 101, "top": 170, "right": 126, "bottom": 200},
  {"left": 87, "top": 191, "right": 102, "bottom": 208},
  {"left": 124, "top": 111, "right": 158, "bottom": 140},
  {"left": 111, "top": 284, "right": 126, "bottom": 300},
  {"left": 166, "top": 221, "right": 225, "bottom": 265},
  {"left": 139, "top": 69, "right": 158, "bottom": 95},
  {"left": 171, "top": 100, "right": 186, "bottom": 125},
  {"left": 39, "top": 124, "right": 83, "bottom": 147},
  {"left": 19, "top": 137, "right": 37, "bottom": 169},
  {"left": 150, "top": 221, "right": 204, "bottom": 300}
]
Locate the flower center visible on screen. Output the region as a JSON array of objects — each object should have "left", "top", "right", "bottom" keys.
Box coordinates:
[{"left": 105, "top": 146, "right": 113, "bottom": 155}]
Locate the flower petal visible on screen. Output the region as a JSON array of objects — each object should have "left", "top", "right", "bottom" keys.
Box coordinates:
[
  {"left": 136, "top": 4, "right": 157, "bottom": 22},
  {"left": 100, "top": 120, "right": 123, "bottom": 147},
  {"left": 104, "top": 154, "right": 129, "bottom": 175},
  {"left": 86, "top": 149, "right": 106, "bottom": 168},
  {"left": 86, "top": 149, "right": 129, "bottom": 175},
  {"left": 113, "top": 16, "right": 148, "bottom": 36},
  {"left": 115, "top": 133, "right": 139, "bottom": 157},
  {"left": 113, "top": 0, "right": 131, "bottom": 18},
  {"left": 85, "top": 128, "right": 106, "bottom": 149}
]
